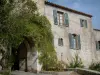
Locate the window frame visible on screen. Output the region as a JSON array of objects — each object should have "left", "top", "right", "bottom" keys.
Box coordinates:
[
  {"left": 57, "top": 11, "right": 64, "bottom": 26},
  {"left": 80, "top": 19, "right": 87, "bottom": 28},
  {"left": 69, "top": 33, "right": 81, "bottom": 50},
  {"left": 58, "top": 38, "right": 64, "bottom": 46},
  {"left": 72, "top": 34, "right": 79, "bottom": 49},
  {"left": 96, "top": 41, "right": 100, "bottom": 50}
]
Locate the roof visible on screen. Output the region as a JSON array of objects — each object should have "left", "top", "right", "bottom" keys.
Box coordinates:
[
  {"left": 45, "top": 1, "right": 92, "bottom": 18},
  {"left": 94, "top": 29, "right": 100, "bottom": 31}
]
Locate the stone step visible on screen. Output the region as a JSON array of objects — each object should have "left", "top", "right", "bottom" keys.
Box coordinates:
[{"left": 11, "top": 71, "right": 80, "bottom": 75}]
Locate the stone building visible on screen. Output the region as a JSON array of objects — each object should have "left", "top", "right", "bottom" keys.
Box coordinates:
[
  {"left": 44, "top": 0, "right": 100, "bottom": 66},
  {"left": 11, "top": 0, "right": 100, "bottom": 72}
]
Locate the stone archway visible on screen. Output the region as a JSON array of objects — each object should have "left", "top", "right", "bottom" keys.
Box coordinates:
[{"left": 12, "top": 36, "right": 35, "bottom": 72}]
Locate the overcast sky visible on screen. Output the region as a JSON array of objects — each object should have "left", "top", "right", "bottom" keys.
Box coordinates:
[{"left": 48, "top": 0, "right": 100, "bottom": 29}]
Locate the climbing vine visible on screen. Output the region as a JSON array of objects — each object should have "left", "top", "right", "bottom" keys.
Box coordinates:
[
  {"left": 0, "top": 0, "right": 58, "bottom": 71},
  {"left": 26, "top": 14, "right": 58, "bottom": 70}
]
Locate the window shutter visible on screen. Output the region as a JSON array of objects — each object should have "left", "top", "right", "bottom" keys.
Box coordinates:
[
  {"left": 80, "top": 19, "right": 83, "bottom": 27},
  {"left": 64, "top": 13, "right": 69, "bottom": 27},
  {"left": 58, "top": 38, "right": 60, "bottom": 46},
  {"left": 53, "top": 10, "right": 58, "bottom": 25},
  {"left": 96, "top": 41, "right": 99, "bottom": 50},
  {"left": 78, "top": 35, "right": 81, "bottom": 49},
  {"left": 85, "top": 20, "right": 87, "bottom": 28},
  {"left": 61, "top": 38, "right": 63, "bottom": 46},
  {"left": 69, "top": 33, "right": 73, "bottom": 49}
]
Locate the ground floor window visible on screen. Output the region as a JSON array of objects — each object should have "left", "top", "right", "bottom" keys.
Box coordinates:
[
  {"left": 96, "top": 41, "right": 100, "bottom": 50},
  {"left": 69, "top": 33, "right": 81, "bottom": 50},
  {"left": 58, "top": 38, "right": 63, "bottom": 46}
]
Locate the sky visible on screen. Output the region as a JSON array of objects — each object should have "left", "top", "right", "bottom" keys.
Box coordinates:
[{"left": 48, "top": 0, "right": 100, "bottom": 29}]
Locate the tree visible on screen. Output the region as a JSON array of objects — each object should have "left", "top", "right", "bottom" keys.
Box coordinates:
[{"left": 0, "top": 0, "right": 57, "bottom": 72}]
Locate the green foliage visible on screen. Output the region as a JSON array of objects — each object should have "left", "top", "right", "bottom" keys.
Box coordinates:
[
  {"left": 0, "top": 0, "right": 38, "bottom": 48},
  {"left": 68, "top": 54, "right": 84, "bottom": 68},
  {"left": 53, "top": 61, "right": 66, "bottom": 71},
  {"left": 42, "top": 61, "right": 66, "bottom": 71},
  {"left": 27, "top": 15, "right": 57, "bottom": 70},
  {"left": 89, "top": 62, "right": 100, "bottom": 72},
  {"left": 0, "top": 0, "right": 57, "bottom": 71},
  {"left": 0, "top": 70, "right": 10, "bottom": 75}
]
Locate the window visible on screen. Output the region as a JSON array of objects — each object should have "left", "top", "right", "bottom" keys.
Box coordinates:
[
  {"left": 80, "top": 19, "right": 87, "bottom": 28},
  {"left": 72, "top": 34, "right": 78, "bottom": 49},
  {"left": 57, "top": 11, "right": 64, "bottom": 25},
  {"left": 96, "top": 41, "right": 100, "bottom": 50},
  {"left": 53, "top": 10, "right": 69, "bottom": 26},
  {"left": 58, "top": 38, "right": 63, "bottom": 46},
  {"left": 69, "top": 33, "right": 81, "bottom": 49}
]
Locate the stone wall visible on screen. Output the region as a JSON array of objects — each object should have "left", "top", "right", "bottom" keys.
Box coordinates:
[
  {"left": 44, "top": 4, "right": 96, "bottom": 68},
  {"left": 67, "top": 68, "right": 100, "bottom": 75},
  {"left": 93, "top": 29, "right": 100, "bottom": 62}
]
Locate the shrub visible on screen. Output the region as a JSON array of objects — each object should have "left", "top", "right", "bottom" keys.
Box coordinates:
[
  {"left": 53, "top": 61, "right": 66, "bottom": 71},
  {"left": 0, "top": 70, "right": 10, "bottom": 75},
  {"left": 42, "top": 61, "right": 66, "bottom": 71},
  {"left": 89, "top": 62, "right": 100, "bottom": 71},
  {"left": 68, "top": 54, "right": 84, "bottom": 68}
]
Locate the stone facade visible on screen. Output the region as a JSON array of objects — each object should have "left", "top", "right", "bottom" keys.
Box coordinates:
[
  {"left": 26, "top": 0, "right": 100, "bottom": 71},
  {"left": 93, "top": 29, "right": 100, "bottom": 62},
  {"left": 44, "top": 1, "right": 100, "bottom": 69},
  {"left": 44, "top": 2, "right": 93, "bottom": 68},
  {"left": 12, "top": 0, "right": 100, "bottom": 72}
]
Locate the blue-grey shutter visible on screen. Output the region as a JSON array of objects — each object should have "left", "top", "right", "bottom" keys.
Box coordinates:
[
  {"left": 53, "top": 10, "right": 58, "bottom": 25},
  {"left": 80, "top": 19, "right": 83, "bottom": 27},
  {"left": 78, "top": 35, "right": 81, "bottom": 49},
  {"left": 69, "top": 33, "right": 73, "bottom": 49},
  {"left": 64, "top": 13, "right": 69, "bottom": 26},
  {"left": 58, "top": 38, "right": 60, "bottom": 46},
  {"left": 96, "top": 41, "right": 99, "bottom": 50},
  {"left": 85, "top": 20, "right": 87, "bottom": 28},
  {"left": 61, "top": 38, "right": 63, "bottom": 46}
]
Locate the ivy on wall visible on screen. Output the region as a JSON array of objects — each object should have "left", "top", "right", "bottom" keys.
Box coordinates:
[{"left": 0, "top": 0, "right": 58, "bottom": 70}]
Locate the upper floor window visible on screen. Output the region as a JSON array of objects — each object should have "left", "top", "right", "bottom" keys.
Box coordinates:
[
  {"left": 57, "top": 11, "right": 64, "bottom": 25},
  {"left": 96, "top": 41, "right": 100, "bottom": 50},
  {"left": 58, "top": 38, "right": 63, "bottom": 46},
  {"left": 53, "top": 10, "right": 69, "bottom": 27},
  {"left": 80, "top": 19, "right": 87, "bottom": 28},
  {"left": 69, "top": 33, "right": 81, "bottom": 50}
]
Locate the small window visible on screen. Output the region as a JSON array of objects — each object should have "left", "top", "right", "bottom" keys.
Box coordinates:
[
  {"left": 69, "top": 33, "right": 81, "bottom": 50},
  {"left": 53, "top": 10, "right": 69, "bottom": 27},
  {"left": 99, "top": 41, "right": 100, "bottom": 49},
  {"left": 80, "top": 19, "right": 87, "bottom": 28},
  {"left": 58, "top": 38, "right": 63, "bottom": 46},
  {"left": 72, "top": 34, "right": 77, "bottom": 49},
  {"left": 96, "top": 41, "right": 100, "bottom": 50},
  {"left": 57, "top": 11, "right": 64, "bottom": 25}
]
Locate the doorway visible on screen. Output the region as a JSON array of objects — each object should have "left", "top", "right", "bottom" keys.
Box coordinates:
[{"left": 11, "top": 42, "right": 27, "bottom": 71}]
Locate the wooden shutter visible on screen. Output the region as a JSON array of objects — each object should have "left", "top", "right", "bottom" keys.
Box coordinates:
[
  {"left": 61, "top": 38, "right": 63, "bottom": 46},
  {"left": 77, "top": 35, "right": 81, "bottom": 49},
  {"left": 53, "top": 10, "right": 58, "bottom": 25},
  {"left": 58, "top": 38, "right": 60, "bottom": 46},
  {"left": 96, "top": 41, "right": 99, "bottom": 50},
  {"left": 85, "top": 20, "right": 87, "bottom": 28},
  {"left": 80, "top": 19, "right": 83, "bottom": 27},
  {"left": 64, "top": 13, "right": 69, "bottom": 27},
  {"left": 69, "top": 33, "right": 73, "bottom": 49}
]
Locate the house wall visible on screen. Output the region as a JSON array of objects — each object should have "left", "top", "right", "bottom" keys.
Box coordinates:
[
  {"left": 93, "top": 30, "right": 100, "bottom": 62},
  {"left": 17, "top": 0, "right": 100, "bottom": 72},
  {"left": 44, "top": 4, "right": 97, "bottom": 68}
]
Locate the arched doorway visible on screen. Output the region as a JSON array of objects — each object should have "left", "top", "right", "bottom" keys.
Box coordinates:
[{"left": 12, "top": 36, "right": 34, "bottom": 72}]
